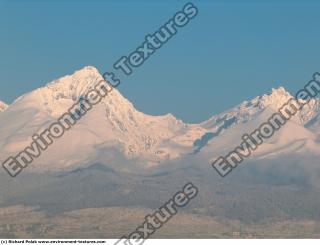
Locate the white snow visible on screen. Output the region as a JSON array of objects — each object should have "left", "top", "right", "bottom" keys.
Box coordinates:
[{"left": 0, "top": 66, "right": 320, "bottom": 173}]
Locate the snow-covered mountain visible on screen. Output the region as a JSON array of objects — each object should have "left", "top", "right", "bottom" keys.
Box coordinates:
[
  {"left": 202, "top": 87, "right": 320, "bottom": 130},
  {"left": 0, "top": 66, "right": 319, "bottom": 173},
  {"left": 199, "top": 87, "right": 320, "bottom": 160},
  {"left": 0, "top": 66, "right": 205, "bottom": 172}
]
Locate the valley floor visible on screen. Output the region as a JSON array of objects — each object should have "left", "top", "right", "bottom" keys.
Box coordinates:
[{"left": 1, "top": 205, "right": 320, "bottom": 239}]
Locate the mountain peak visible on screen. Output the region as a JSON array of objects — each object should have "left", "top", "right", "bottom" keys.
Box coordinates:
[
  {"left": 47, "top": 66, "right": 102, "bottom": 89},
  {"left": 270, "top": 86, "right": 290, "bottom": 96},
  {"left": 73, "top": 66, "right": 101, "bottom": 78},
  {"left": 38, "top": 65, "right": 109, "bottom": 107},
  {"left": 201, "top": 86, "right": 294, "bottom": 129},
  {"left": 8, "top": 66, "right": 118, "bottom": 117},
  {"left": 257, "top": 86, "right": 292, "bottom": 110}
]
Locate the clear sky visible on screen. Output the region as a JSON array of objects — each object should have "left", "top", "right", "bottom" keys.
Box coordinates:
[{"left": 1, "top": 0, "right": 320, "bottom": 123}]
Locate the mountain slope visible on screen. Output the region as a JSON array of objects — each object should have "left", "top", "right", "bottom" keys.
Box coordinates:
[{"left": 0, "top": 101, "right": 8, "bottom": 112}]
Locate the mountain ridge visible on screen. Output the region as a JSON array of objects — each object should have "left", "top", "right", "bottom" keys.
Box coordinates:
[{"left": 0, "top": 66, "right": 320, "bottom": 173}]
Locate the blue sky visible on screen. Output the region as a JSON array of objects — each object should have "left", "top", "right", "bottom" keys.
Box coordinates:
[{"left": 1, "top": 0, "right": 320, "bottom": 123}]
